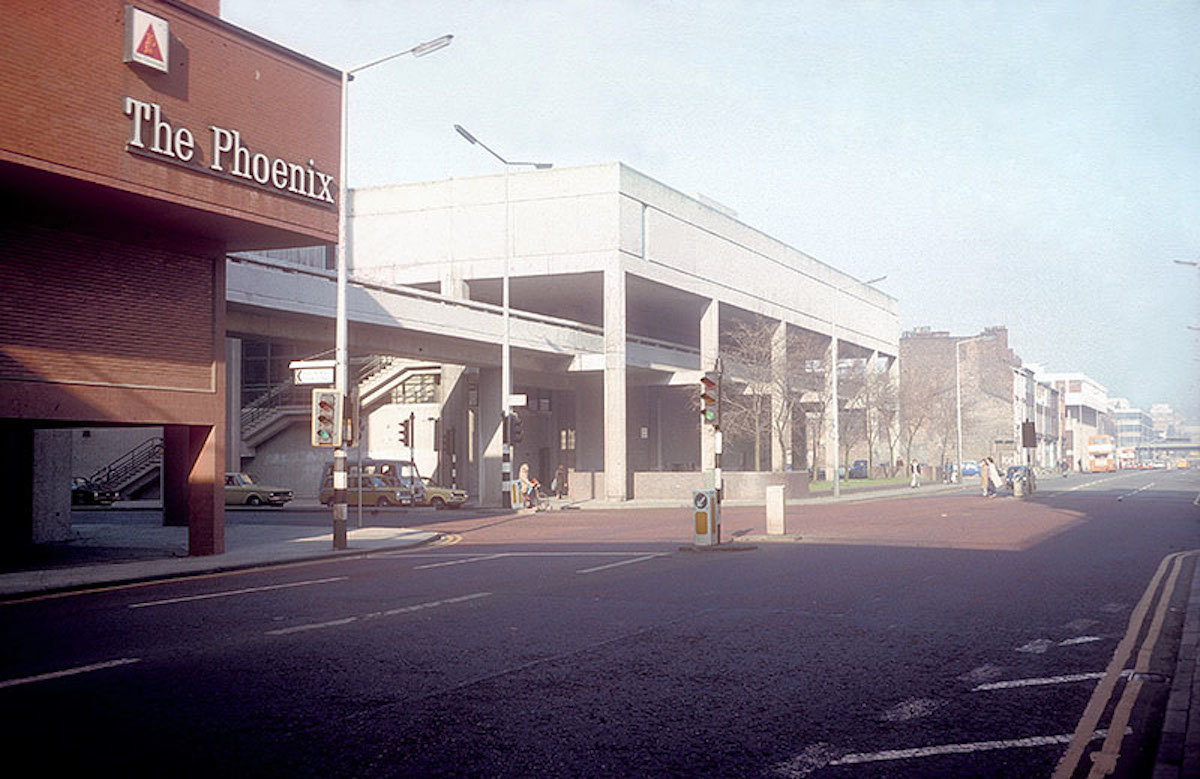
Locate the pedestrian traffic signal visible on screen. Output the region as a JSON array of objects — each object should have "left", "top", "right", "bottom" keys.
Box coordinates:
[
  {"left": 699, "top": 371, "right": 720, "bottom": 426},
  {"left": 509, "top": 412, "right": 523, "bottom": 444},
  {"left": 311, "top": 389, "right": 343, "bottom": 447},
  {"left": 398, "top": 417, "right": 411, "bottom": 448}
]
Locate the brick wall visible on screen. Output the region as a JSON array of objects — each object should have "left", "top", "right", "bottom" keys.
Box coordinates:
[{"left": 0, "top": 0, "right": 338, "bottom": 246}]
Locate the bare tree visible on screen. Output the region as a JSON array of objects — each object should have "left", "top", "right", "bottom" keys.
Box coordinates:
[
  {"left": 860, "top": 367, "right": 898, "bottom": 476},
  {"left": 719, "top": 320, "right": 826, "bottom": 472}
]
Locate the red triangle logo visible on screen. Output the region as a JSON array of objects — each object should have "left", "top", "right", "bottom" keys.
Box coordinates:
[{"left": 136, "top": 25, "right": 163, "bottom": 63}]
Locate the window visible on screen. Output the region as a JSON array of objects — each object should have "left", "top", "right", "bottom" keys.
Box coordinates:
[{"left": 391, "top": 373, "right": 439, "bottom": 404}]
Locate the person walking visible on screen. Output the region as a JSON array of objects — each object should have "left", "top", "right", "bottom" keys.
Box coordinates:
[
  {"left": 980, "top": 457, "right": 991, "bottom": 496},
  {"left": 910, "top": 460, "right": 921, "bottom": 488}
]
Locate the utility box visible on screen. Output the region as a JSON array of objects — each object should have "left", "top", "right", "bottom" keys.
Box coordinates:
[
  {"left": 766, "top": 485, "right": 787, "bottom": 535},
  {"left": 693, "top": 489, "right": 720, "bottom": 546}
]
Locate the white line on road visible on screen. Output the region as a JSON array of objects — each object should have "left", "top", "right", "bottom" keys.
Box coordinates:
[
  {"left": 265, "top": 592, "right": 491, "bottom": 636},
  {"left": 771, "top": 730, "right": 1125, "bottom": 777},
  {"left": 0, "top": 658, "right": 141, "bottom": 690},
  {"left": 1058, "top": 636, "right": 1103, "bottom": 646},
  {"left": 972, "top": 672, "right": 1106, "bottom": 691},
  {"left": 830, "top": 729, "right": 1124, "bottom": 767},
  {"left": 576, "top": 555, "right": 663, "bottom": 575},
  {"left": 412, "top": 554, "right": 507, "bottom": 570},
  {"left": 1116, "top": 482, "right": 1154, "bottom": 501},
  {"left": 128, "top": 577, "right": 349, "bottom": 609}
]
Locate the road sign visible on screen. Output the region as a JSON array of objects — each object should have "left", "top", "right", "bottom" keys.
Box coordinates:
[{"left": 290, "top": 359, "right": 336, "bottom": 386}]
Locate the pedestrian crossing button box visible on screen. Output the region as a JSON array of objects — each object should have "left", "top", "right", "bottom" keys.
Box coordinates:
[{"left": 693, "top": 489, "right": 720, "bottom": 546}]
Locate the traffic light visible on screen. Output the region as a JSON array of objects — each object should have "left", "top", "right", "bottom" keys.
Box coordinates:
[
  {"left": 509, "top": 411, "right": 523, "bottom": 443},
  {"left": 700, "top": 371, "right": 720, "bottom": 426},
  {"left": 311, "top": 389, "right": 343, "bottom": 447},
  {"left": 398, "top": 417, "right": 411, "bottom": 448}
]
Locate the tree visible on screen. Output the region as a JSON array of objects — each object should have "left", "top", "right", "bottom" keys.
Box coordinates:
[{"left": 719, "top": 319, "right": 824, "bottom": 472}]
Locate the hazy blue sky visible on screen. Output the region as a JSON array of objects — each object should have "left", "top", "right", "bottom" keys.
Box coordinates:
[{"left": 224, "top": 1, "right": 1199, "bottom": 418}]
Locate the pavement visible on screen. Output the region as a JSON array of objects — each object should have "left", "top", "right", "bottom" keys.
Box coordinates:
[{"left": 2, "top": 479, "right": 1195, "bottom": 777}]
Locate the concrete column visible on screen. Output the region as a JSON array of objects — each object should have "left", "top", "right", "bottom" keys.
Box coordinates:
[
  {"left": 603, "top": 265, "right": 628, "bottom": 501},
  {"left": 0, "top": 422, "right": 34, "bottom": 552},
  {"left": 225, "top": 336, "right": 242, "bottom": 471},
  {"left": 700, "top": 298, "right": 720, "bottom": 477},
  {"left": 32, "top": 429, "right": 72, "bottom": 543},
  {"left": 477, "top": 366, "right": 503, "bottom": 507},
  {"left": 771, "top": 321, "right": 790, "bottom": 471},
  {"left": 163, "top": 424, "right": 225, "bottom": 555}
]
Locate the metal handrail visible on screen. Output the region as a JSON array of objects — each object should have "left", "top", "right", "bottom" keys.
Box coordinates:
[{"left": 89, "top": 437, "right": 164, "bottom": 491}]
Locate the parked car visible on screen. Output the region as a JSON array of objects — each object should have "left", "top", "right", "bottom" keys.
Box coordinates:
[
  {"left": 848, "top": 460, "right": 869, "bottom": 479},
  {"left": 961, "top": 460, "right": 980, "bottom": 477},
  {"left": 418, "top": 478, "right": 469, "bottom": 509},
  {"left": 1004, "top": 465, "right": 1036, "bottom": 494},
  {"left": 319, "top": 473, "right": 413, "bottom": 508},
  {"left": 224, "top": 472, "right": 293, "bottom": 507},
  {"left": 71, "top": 477, "right": 118, "bottom": 506}
]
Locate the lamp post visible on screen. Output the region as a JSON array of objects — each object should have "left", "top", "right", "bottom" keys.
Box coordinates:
[
  {"left": 830, "top": 275, "right": 886, "bottom": 498},
  {"left": 331, "top": 34, "right": 452, "bottom": 550},
  {"left": 453, "top": 124, "right": 551, "bottom": 508},
  {"left": 955, "top": 333, "right": 994, "bottom": 485}
]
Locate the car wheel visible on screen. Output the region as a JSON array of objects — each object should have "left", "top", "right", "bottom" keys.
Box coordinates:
[
  {"left": 377, "top": 497, "right": 392, "bottom": 507},
  {"left": 431, "top": 497, "right": 446, "bottom": 510},
  {"left": 246, "top": 495, "right": 262, "bottom": 506}
]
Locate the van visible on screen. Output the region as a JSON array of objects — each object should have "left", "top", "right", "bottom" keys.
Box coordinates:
[
  {"left": 322, "top": 459, "right": 426, "bottom": 503},
  {"left": 318, "top": 472, "right": 412, "bottom": 508}
]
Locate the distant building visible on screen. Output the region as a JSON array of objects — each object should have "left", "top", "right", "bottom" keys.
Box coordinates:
[
  {"left": 1109, "top": 399, "right": 1155, "bottom": 449},
  {"left": 1036, "top": 371, "right": 1110, "bottom": 471},
  {"left": 900, "top": 326, "right": 1059, "bottom": 469}
]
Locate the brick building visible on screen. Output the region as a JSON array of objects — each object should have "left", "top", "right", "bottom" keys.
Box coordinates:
[
  {"left": 900, "top": 326, "right": 1059, "bottom": 471},
  {"left": 1, "top": 1, "right": 339, "bottom": 554}
]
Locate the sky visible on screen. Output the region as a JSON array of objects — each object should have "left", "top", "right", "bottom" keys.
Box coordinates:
[{"left": 222, "top": 0, "right": 1200, "bottom": 420}]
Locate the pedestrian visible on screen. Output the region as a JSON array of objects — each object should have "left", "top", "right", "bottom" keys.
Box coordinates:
[
  {"left": 551, "top": 463, "right": 567, "bottom": 498},
  {"left": 981, "top": 457, "right": 990, "bottom": 496},
  {"left": 987, "top": 458, "right": 1004, "bottom": 497},
  {"left": 910, "top": 460, "right": 920, "bottom": 488}
]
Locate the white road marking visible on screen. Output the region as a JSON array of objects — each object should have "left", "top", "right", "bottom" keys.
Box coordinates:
[
  {"left": 879, "top": 698, "right": 943, "bottom": 721},
  {"left": 576, "top": 555, "right": 663, "bottom": 574},
  {"left": 0, "top": 658, "right": 141, "bottom": 689},
  {"left": 957, "top": 665, "right": 1005, "bottom": 685},
  {"left": 128, "top": 577, "right": 349, "bottom": 608},
  {"left": 1058, "top": 635, "right": 1103, "bottom": 646},
  {"left": 972, "top": 672, "right": 1106, "bottom": 691},
  {"left": 265, "top": 592, "right": 491, "bottom": 636},
  {"left": 1016, "top": 638, "right": 1054, "bottom": 654},
  {"left": 830, "top": 729, "right": 1124, "bottom": 767},
  {"left": 412, "top": 554, "right": 507, "bottom": 570},
  {"left": 770, "top": 730, "right": 1124, "bottom": 777},
  {"left": 1116, "top": 483, "right": 1154, "bottom": 501}
]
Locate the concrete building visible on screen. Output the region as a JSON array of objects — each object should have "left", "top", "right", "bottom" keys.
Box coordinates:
[
  {"left": 227, "top": 164, "right": 900, "bottom": 505},
  {"left": 1110, "top": 399, "right": 1155, "bottom": 450},
  {"left": 1036, "top": 372, "right": 1110, "bottom": 471},
  {"left": 1, "top": 1, "right": 339, "bottom": 555}
]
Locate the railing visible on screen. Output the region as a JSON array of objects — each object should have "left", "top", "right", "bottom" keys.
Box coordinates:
[
  {"left": 241, "top": 381, "right": 306, "bottom": 435},
  {"left": 89, "top": 437, "right": 163, "bottom": 492}
]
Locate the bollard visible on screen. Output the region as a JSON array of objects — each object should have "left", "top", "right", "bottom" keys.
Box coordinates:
[{"left": 766, "top": 485, "right": 787, "bottom": 535}]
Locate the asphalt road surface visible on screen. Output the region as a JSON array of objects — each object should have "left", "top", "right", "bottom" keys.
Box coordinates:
[{"left": 2, "top": 470, "right": 1196, "bottom": 777}]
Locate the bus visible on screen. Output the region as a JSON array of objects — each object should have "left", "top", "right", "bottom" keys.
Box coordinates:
[
  {"left": 1117, "top": 446, "right": 1137, "bottom": 470},
  {"left": 1087, "top": 435, "right": 1116, "bottom": 472}
]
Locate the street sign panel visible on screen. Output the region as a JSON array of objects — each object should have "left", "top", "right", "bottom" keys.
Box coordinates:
[{"left": 295, "top": 367, "right": 334, "bottom": 385}]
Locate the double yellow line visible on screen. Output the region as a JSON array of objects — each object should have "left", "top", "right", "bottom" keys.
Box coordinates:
[{"left": 1054, "top": 549, "right": 1197, "bottom": 777}]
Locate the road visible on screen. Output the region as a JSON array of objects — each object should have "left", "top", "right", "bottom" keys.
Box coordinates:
[{"left": 2, "top": 470, "right": 1196, "bottom": 777}]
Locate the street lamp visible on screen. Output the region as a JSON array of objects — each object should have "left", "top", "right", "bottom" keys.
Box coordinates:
[
  {"left": 830, "top": 274, "right": 886, "bottom": 498},
  {"left": 955, "top": 333, "right": 995, "bottom": 484},
  {"left": 454, "top": 124, "right": 551, "bottom": 508},
  {"left": 331, "top": 34, "right": 452, "bottom": 550}
]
